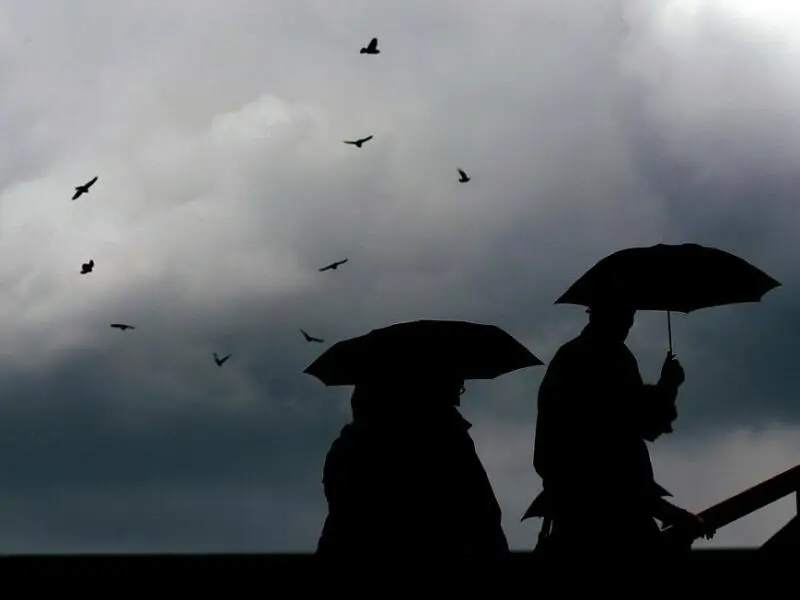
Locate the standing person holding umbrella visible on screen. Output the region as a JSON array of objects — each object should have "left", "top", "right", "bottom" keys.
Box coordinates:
[
  {"left": 527, "top": 243, "right": 778, "bottom": 556},
  {"left": 530, "top": 298, "right": 705, "bottom": 557},
  {"left": 305, "top": 319, "right": 544, "bottom": 561}
]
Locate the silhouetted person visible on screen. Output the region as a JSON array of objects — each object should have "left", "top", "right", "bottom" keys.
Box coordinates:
[
  {"left": 532, "top": 301, "right": 709, "bottom": 556},
  {"left": 317, "top": 373, "right": 509, "bottom": 560}
]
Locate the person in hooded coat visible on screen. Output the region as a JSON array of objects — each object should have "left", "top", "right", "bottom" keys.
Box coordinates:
[{"left": 316, "top": 373, "right": 509, "bottom": 560}]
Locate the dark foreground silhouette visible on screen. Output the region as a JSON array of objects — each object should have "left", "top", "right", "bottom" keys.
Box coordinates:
[
  {"left": 521, "top": 242, "right": 780, "bottom": 556},
  {"left": 316, "top": 376, "right": 509, "bottom": 559},
  {"left": 530, "top": 301, "right": 715, "bottom": 556},
  {"left": 307, "top": 319, "right": 543, "bottom": 559},
  {"left": 0, "top": 549, "right": 780, "bottom": 588}
]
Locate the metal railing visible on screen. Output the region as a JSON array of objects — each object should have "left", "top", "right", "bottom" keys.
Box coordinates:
[{"left": 661, "top": 463, "right": 800, "bottom": 549}]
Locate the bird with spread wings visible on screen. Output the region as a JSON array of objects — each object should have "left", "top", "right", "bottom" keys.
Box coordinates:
[
  {"left": 301, "top": 329, "right": 324, "bottom": 343},
  {"left": 343, "top": 135, "right": 373, "bottom": 148},
  {"left": 360, "top": 37, "right": 379, "bottom": 54},
  {"left": 213, "top": 352, "right": 232, "bottom": 367},
  {"left": 72, "top": 176, "right": 98, "bottom": 200},
  {"left": 319, "top": 258, "right": 348, "bottom": 272}
]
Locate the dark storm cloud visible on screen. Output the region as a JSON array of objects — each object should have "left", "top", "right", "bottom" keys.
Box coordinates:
[
  {"left": 0, "top": 326, "right": 342, "bottom": 552},
  {"left": 0, "top": 0, "right": 798, "bottom": 551}
]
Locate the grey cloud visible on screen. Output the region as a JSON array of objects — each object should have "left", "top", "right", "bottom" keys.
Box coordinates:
[{"left": 0, "top": 0, "right": 797, "bottom": 551}]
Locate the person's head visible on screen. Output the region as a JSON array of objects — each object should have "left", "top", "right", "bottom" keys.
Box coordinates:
[
  {"left": 586, "top": 302, "right": 636, "bottom": 342},
  {"left": 350, "top": 371, "right": 466, "bottom": 423},
  {"left": 423, "top": 374, "right": 465, "bottom": 407}
]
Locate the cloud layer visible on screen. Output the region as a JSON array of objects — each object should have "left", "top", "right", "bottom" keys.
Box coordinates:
[{"left": 0, "top": 0, "right": 797, "bottom": 551}]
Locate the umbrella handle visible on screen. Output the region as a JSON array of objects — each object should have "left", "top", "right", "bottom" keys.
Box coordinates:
[{"left": 666, "top": 310, "right": 673, "bottom": 355}]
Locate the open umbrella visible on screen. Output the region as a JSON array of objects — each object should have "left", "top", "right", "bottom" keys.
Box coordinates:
[
  {"left": 555, "top": 243, "right": 781, "bottom": 353},
  {"left": 303, "top": 319, "right": 543, "bottom": 386}
]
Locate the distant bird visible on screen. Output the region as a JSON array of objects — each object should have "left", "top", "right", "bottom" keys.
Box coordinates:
[
  {"left": 213, "top": 352, "right": 231, "bottom": 367},
  {"left": 457, "top": 168, "right": 471, "bottom": 183},
  {"left": 72, "top": 176, "right": 98, "bottom": 200},
  {"left": 80, "top": 259, "right": 94, "bottom": 274},
  {"left": 343, "top": 135, "right": 373, "bottom": 148},
  {"left": 360, "top": 37, "right": 379, "bottom": 55},
  {"left": 319, "top": 258, "right": 348, "bottom": 272},
  {"left": 301, "top": 329, "right": 324, "bottom": 343},
  {"left": 110, "top": 323, "right": 135, "bottom": 331}
]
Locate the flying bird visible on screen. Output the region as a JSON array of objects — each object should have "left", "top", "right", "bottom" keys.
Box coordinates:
[
  {"left": 213, "top": 352, "right": 231, "bottom": 367},
  {"left": 457, "top": 168, "right": 470, "bottom": 183},
  {"left": 110, "top": 323, "right": 135, "bottom": 331},
  {"left": 319, "top": 258, "right": 348, "bottom": 272},
  {"left": 80, "top": 260, "right": 94, "bottom": 274},
  {"left": 343, "top": 135, "right": 373, "bottom": 148},
  {"left": 300, "top": 329, "right": 324, "bottom": 343},
  {"left": 360, "top": 37, "right": 379, "bottom": 55},
  {"left": 72, "top": 176, "right": 98, "bottom": 200}
]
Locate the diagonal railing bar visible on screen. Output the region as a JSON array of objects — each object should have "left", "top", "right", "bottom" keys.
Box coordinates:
[{"left": 662, "top": 463, "right": 800, "bottom": 547}]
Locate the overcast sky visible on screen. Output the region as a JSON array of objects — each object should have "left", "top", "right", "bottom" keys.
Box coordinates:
[{"left": 0, "top": 0, "right": 798, "bottom": 553}]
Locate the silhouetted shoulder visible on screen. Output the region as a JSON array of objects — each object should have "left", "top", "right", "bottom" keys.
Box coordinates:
[
  {"left": 538, "top": 334, "right": 590, "bottom": 383},
  {"left": 323, "top": 424, "right": 385, "bottom": 481},
  {"left": 537, "top": 328, "right": 642, "bottom": 428},
  {"left": 543, "top": 334, "right": 581, "bottom": 366},
  {"left": 557, "top": 329, "right": 636, "bottom": 374}
]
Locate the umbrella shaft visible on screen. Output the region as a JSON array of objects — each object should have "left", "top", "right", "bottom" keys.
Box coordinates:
[{"left": 667, "top": 311, "right": 673, "bottom": 354}]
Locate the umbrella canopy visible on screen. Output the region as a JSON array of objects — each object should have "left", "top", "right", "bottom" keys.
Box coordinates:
[
  {"left": 556, "top": 243, "right": 780, "bottom": 312},
  {"left": 555, "top": 243, "right": 780, "bottom": 351},
  {"left": 303, "top": 319, "right": 544, "bottom": 387}
]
